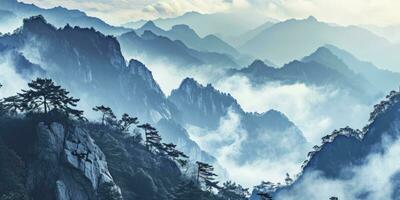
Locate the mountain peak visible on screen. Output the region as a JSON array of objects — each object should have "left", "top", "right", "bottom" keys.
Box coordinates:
[
  {"left": 247, "top": 59, "right": 274, "bottom": 70},
  {"left": 180, "top": 77, "right": 202, "bottom": 89},
  {"left": 306, "top": 15, "right": 318, "bottom": 22},
  {"left": 143, "top": 20, "right": 157, "bottom": 28}
]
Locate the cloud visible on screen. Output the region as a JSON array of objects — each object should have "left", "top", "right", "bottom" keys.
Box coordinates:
[
  {"left": 186, "top": 109, "right": 307, "bottom": 188},
  {"left": 20, "top": 0, "right": 400, "bottom": 27},
  {"left": 0, "top": 52, "right": 31, "bottom": 98},
  {"left": 213, "top": 75, "right": 372, "bottom": 144}
]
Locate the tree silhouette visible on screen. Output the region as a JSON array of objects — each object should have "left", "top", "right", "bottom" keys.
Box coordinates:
[
  {"left": 93, "top": 105, "right": 116, "bottom": 125},
  {"left": 118, "top": 113, "right": 138, "bottom": 132},
  {"left": 284, "top": 173, "right": 293, "bottom": 186},
  {"left": 3, "top": 78, "right": 83, "bottom": 119},
  {"left": 196, "top": 161, "right": 219, "bottom": 191},
  {"left": 162, "top": 143, "right": 189, "bottom": 167},
  {"left": 137, "top": 123, "right": 162, "bottom": 152},
  {"left": 218, "top": 181, "right": 249, "bottom": 200},
  {"left": 257, "top": 192, "right": 273, "bottom": 200}
]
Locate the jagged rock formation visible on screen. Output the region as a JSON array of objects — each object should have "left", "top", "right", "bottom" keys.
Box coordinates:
[{"left": 0, "top": 115, "right": 121, "bottom": 200}]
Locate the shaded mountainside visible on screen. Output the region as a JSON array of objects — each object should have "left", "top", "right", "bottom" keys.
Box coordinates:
[
  {"left": 0, "top": 15, "right": 176, "bottom": 123},
  {"left": 169, "top": 78, "right": 309, "bottom": 164},
  {"left": 256, "top": 90, "right": 400, "bottom": 199},
  {"left": 0, "top": 0, "right": 130, "bottom": 35},
  {"left": 117, "top": 30, "right": 239, "bottom": 68},
  {"left": 136, "top": 21, "right": 240, "bottom": 58}
]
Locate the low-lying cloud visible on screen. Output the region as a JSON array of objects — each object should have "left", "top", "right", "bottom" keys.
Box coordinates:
[
  {"left": 214, "top": 75, "right": 372, "bottom": 144},
  {"left": 186, "top": 109, "right": 307, "bottom": 188}
]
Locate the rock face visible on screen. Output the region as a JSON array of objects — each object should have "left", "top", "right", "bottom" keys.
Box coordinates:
[{"left": 28, "top": 122, "right": 121, "bottom": 200}]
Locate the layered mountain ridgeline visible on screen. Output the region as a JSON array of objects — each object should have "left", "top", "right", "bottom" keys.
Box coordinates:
[
  {"left": 324, "top": 44, "right": 400, "bottom": 93},
  {"left": 124, "top": 11, "right": 273, "bottom": 41},
  {"left": 0, "top": 0, "right": 130, "bottom": 35},
  {"left": 229, "top": 46, "right": 382, "bottom": 103},
  {"left": 169, "top": 78, "right": 309, "bottom": 164},
  {"left": 0, "top": 80, "right": 250, "bottom": 200},
  {"left": 249, "top": 90, "right": 400, "bottom": 199},
  {"left": 239, "top": 16, "right": 400, "bottom": 72},
  {"left": 0, "top": 15, "right": 222, "bottom": 179},
  {"left": 117, "top": 30, "right": 239, "bottom": 68},
  {"left": 136, "top": 21, "right": 240, "bottom": 59}
]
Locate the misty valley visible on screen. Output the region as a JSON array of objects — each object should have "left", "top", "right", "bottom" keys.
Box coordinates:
[{"left": 1, "top": 0, "right": 400, "bottom": 200}]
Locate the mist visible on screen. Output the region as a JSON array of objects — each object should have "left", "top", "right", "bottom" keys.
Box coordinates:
[
  {"left": 213, "top": 75, "right": 373, "bottom": 144},
  {"left": 0, "top": 52, "right": 30, "bottom": 97},
  {"left": 186, "top": 109, "right": 308, "bottom": 188}
]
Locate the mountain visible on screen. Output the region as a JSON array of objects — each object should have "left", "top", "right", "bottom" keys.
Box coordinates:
[
  {"left": 229, "top": 58, "right": 377, "bottom": 102},
  {"left": 117, "top": 30, "right": 239, "bottom": 68},
  {"left": 230, "top": 21, "right": 275, "bottom": 47},
  {"left": 169, "top": 78, "right": 309, "bottom": 164},
  {"left": 0, "top": 15, "right": 221, "bottom": 177},
  {"left": 0, "top": 0, "right": 130, "bottom": 35},
  {"left": 136, "top": 21, "right": 240, "bottom": 58},
  {"left": 124, "top": 11, "right": 274, "bottom": 39},
  {"left": 324, "top": 44, "right": 400, "bottom": 93},
  {"left": 239, "top": 16, "right": 400, "bottom": 72},
  {"left": 266, "top": 89, "right": 400, "bottom": 199},
  {"left": 362, "top": 24, "right": 400, "bottom": 43}
]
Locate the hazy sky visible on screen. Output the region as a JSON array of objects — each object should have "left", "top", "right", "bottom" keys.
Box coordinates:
[{"left": 20, "top": 0, "right": 400, "bottom": 27}]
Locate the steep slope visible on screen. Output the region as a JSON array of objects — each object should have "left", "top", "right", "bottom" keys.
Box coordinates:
[
  {"left": 0, "top": 15, "right": 175, "bottom": 123},
  {"left": 136, "top": 21, "right": 240, "bottom": 58},
  {"left": 169, "top": 78, "right": 309, "bottom": 164},
  {"left": 325, "top": 44, "right": 400, "bottom": 93},
  {"left": 269, "top": 90, "right": 400, "bottom": 200},
  {"left": 239, "top": 16, "right": 400, "bottom": 72},
  {"left": 0, "top": 0, "right": 130, "bottom": 35},
  {"left": 118, "top": 30, "right": 239, "bottom": 68},
  {"left": 169, "top": 77, "right": 243, "bottom": 129},
  {"left": 0, "top": 115, "right": 122, "bottom": 200}
]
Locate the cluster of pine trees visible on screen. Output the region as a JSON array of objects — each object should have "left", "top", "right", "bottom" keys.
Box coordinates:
[{"left": 0, "top": 79, "right": 251, "bottom": 200}]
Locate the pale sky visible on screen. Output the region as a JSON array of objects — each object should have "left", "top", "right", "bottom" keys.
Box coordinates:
[{"left": 20, "top": 0, "right": 400, "bottom": 27}]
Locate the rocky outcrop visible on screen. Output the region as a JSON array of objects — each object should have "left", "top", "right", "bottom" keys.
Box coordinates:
[{"left": 27, "top": 122, "right": 121, "bottom": 200}]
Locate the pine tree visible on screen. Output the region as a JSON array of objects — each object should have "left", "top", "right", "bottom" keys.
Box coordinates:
[
  {"left": 284, "top": 173, "right": 293, "bottom": 186},
  {"left": 218, "top": 181, "right": 249, "bottom": 200},
  {"left": 93, "top": 105, "right": 116, "bottom": 125},
  {"left": 137, "top": 123, "right": 162, "bottom": 152},
  {"left": 196, "top": 161, "right": 219, "bottom": 191},
  {"left": 118, "top": 113, "right": 138, "bottom": 133},
  {"left": 3, "top": 78, "right": 83, "bottom": 119},
  {"left": 162, "top": 143, "right": 189, "bottom": 167}
]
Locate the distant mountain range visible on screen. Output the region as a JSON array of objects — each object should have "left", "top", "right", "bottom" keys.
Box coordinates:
[
  {"left": 0, "top": 0, "right": 130, "bottom": 35},
  {"left": 124, "top": 11, "right": 276, "bottom": 40},
  {"left": 118, "top": 30, "right": 239, "bottom": 68},
  {"left": 239, "top": 16, "right": 400, "bottom": 72},
  {"left": 228, "top": 47, "right": 380, "bottom": 103},
  {"left": 135, "top": 21, "right": 240, "bottom": 59}
]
